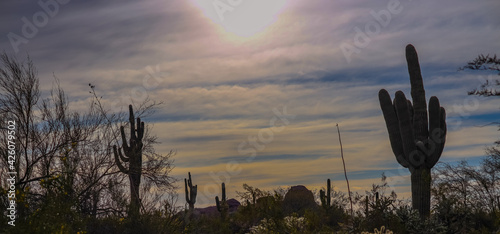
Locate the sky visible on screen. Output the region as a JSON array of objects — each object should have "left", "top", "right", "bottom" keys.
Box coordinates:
[{"left": 1, "top": 0, "right": 499, "bottom": 207}]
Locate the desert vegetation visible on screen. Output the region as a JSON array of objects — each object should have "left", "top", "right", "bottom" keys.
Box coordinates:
[{"left": 0, "top": 47, "right": 499, "bottom": 233}]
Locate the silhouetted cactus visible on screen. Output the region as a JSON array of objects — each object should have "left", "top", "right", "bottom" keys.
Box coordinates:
[
  {"left": 319, "top": 179, "right": 331, "bottom": 209},
  {"left": 184, "top": 172, "right": 197, "bottom": 216},
  {"left": 112, "top": 105, "right": 144, "bottom": 221},
  {"left": 364, "top": 193, "right": 380, "bottom": 216},
  {"left": 215, "top": 182, "right": 228, "bottom": 219},
  {"left": 365, "top": 196, "right": 369, "bottom": 217},
  {"left": 378, "top": 44, "right": 447, "bottom": 218}
]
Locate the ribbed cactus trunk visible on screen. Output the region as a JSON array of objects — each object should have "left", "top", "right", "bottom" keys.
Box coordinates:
[
  {"left": 113, "top": 105, "right": 144, "bottom": 222},
  {"left": 412, "top": 167, "right": 431, "bottom": 217},
  {"left": 378, "top": 44, "right": 446, "bottom": 218}
]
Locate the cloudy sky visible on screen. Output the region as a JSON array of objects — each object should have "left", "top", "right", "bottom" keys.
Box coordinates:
[{"left": 1, "top": 0, "right": 499, "bottom": 206}]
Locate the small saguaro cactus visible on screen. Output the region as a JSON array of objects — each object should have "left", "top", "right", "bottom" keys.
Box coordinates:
[
  {"left": 215, "top": 182, "right": 228, "bottom": 219},
  {"left": 319, "top": 179, "right": 331, "bottom": 209},
  {"left": 113, "top": 105, "right": 144, "bottom": 220},
  {"left": 185, "top": 172, "right": 197, "bottom": 213},
  {"left": 378, "top": 44, "right": 447, "bottom": 218}
]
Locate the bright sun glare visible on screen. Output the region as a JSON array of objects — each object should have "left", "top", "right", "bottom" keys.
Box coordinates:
[{"left": 190, "top": 0, "right": 288, "bottom": 41}]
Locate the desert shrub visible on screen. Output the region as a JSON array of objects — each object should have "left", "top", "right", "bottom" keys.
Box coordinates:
[
  {"left": 248, "top": 214, "right": 307, "bottom": 234},
  {"left": 183, "top": 214, "right": 233, "bottom": 234},
  {"left": 232, "top": 186, "right": 286, "bottom": 232},
  {"left": 392, "top": 205, "right": 447, "bottom": 234}
]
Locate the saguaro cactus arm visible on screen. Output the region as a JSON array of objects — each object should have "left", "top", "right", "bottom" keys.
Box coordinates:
[
  {"left": 425, "top": 96, "right": 447, "bottom": 168},
  {"left": 184, "top": 179, "right": 189, "bottom": 202},
  {"left": 378, "top": 90, "right": 409, "bottom": 168},
  {"left": 113, "top": 145, "right": 129, "bottom": 174},
  {"left": 320, "top": 190, "right": 326, "bottom": 207},
  {"left": 120, "top": 126, "right": 130, "bottom": 153},
  {"left": 215, "top": 196, "right": 221, "bottom": 211},
  {"left": 115, "top": 143, "right": 130, "bottom": 162},
  {"left": 394, "top": 91, "right": 422, "bottom": 168},
  {"left": 138, "top": 121, "right": 144, "bottom": 140}
]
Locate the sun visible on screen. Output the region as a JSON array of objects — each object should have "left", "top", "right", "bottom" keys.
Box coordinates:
[{"left": 190, "top": 0, "right": 288, "bottom": 41}]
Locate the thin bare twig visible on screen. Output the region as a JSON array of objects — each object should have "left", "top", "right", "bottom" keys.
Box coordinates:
[{"left": 337, "top": 123, "right": 353, "bottom": 220}]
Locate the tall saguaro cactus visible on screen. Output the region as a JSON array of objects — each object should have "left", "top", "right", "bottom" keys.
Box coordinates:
[
  {"left": 113, "top": 105, "right": 144, "bottom": 220},
  {"left": 185, "top": 172, "right": 197, "bottom": 215},
  {"left": 378, "top": 44, "right": 447, "bottom": 218}
]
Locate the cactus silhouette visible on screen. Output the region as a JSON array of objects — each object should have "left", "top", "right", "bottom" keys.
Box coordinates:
[
  {"left": 184, "top": 172, "right": 197, "bottom": 215},
  {"left": 215, "top": 182, "right": 228, "bottom": 219},
  {"left": 113, "top": 105, "right": 144, "bottom": 221},
  {"left": 378, "top": 44, "right": 447, "bottom": 218},
  {"left": 319, "top": 179, "right": 331, "bottom": 209}
]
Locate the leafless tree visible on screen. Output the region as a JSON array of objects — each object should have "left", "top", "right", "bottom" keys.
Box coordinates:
[{"left": 0, "top": 53, "right": 176, "bottom": 228}]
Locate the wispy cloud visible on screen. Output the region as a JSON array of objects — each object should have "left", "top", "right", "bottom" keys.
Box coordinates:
[{"left": 1, "top": 0, "right": 499, "bottom": 206}]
